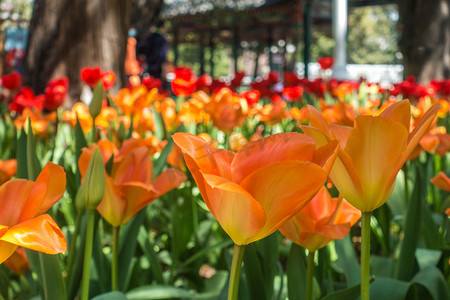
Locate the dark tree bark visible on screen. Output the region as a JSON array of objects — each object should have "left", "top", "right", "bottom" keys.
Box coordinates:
[
  {"left": 23, "top": 0, "right": 130, "bottom": 106},
  {"left": 130, "top": 0, "right": 165, "bottom": 38},
  {"left": 397, "top": 0, "right": 450, "bottom": 83}
]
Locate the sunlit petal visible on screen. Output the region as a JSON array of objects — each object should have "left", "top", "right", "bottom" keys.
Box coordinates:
[
  {"left": 0, "top": 214, "right": 66, "bottom": 255},
  {"left": 232, "top": 132, "right": 316, "bottom": 183},
  {"left": 202, "top": 173, "right": 266, "bottom": 245}
]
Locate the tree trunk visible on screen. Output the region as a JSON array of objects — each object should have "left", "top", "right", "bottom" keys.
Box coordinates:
[
  {"left": 23, "top": 0, "right": 130, "bottom": 106},
  {"left": 397, "top": 0, "right": 450, "bottom": 83}
]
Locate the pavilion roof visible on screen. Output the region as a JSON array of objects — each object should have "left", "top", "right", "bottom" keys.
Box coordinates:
[{"left": 163, "top": 0, "right": 395, "bottom": 45}]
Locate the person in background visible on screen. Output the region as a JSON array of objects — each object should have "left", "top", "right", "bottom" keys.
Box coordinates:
[
  {"left": 136, "top": 21, "right": 169, "bottom": 80},
  {"left": 125, "top": 28, "right": 141, "bottom": 77}
]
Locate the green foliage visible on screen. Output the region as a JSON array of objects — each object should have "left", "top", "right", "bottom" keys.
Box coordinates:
[{"left": 347, "top": 5, "right": 401, "bottom": 64}]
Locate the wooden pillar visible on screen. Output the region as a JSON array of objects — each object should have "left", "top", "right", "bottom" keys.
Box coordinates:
[{"left": 303, "top": 0, "right": 312, "bottom": 78}]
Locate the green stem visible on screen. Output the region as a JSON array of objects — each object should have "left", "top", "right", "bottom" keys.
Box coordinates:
[
  {"left": 66, "top": 213, "right": 82, "bottom": 280},
  {"left": 81, "top": 209, "right": 96, "bottom": 300},
  {"left": 403, "top": 163, "right": 409, "bottom": 205},
  {"left": 306, "top": 251, "right": 315, "bottom": 300},
  {"left": 361, "top": 211, "right": 372, "bottom": 300},
  {"left": 112, "top": 226, "right": 120, "bottom": 291},
  {"left": 227, "top": 244, "right": 246, "bottom": 300}
]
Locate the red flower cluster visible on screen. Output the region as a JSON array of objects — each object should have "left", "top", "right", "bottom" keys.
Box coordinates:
[
  {"left": 44, "top": 77, "right": 69, "bottom": 110},
  {"left": 171, "top": 67, "right": 197, "bottom": 97},
  {"left": 80, "top": 66, "right": 115, "bottom": 90},
  {"left": 1, "top": 72, "right": 69, "bottom": 113},
  {"left": 1, "top": 72, "right": 22, "bottom": 90}
]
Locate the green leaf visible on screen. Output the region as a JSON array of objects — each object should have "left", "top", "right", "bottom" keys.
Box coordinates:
[
  {"left": 152, "top": 106, "right": 167, "bottom": 140},
  {"left": 258, "top": 233, "right": 280, "bottom": 298},
  {"left": 410, "top": 266, "right": 450, "bottom": 300},
  {"left": 37, "top": 253, "right": 67, "bottom": 300},
  {"left": 333, "top": 236, "right": 360, "bottom": 286},
  {"left": 244, "top": 244, "right": 268, "bottom": 300},
  {"left": 119, "top": 210, "right": 146, "bottom": 290},
  {"left": 26, "top": 119, "right": 42, "bottom": 180},
  {"left": 370, "top": 277, "right": 410, "bottom": 300},
  {"left": 89, "top": 81, "right": 104, "bottom": 120},
  {"left": 395, "top": 165, "right": 423, "bottom": 281},
  {"left": 126, "top": 285, "right": 193, "bottom": 299},
  {"left": 137, "top": 227, "right": 165, "bottom": 284},
  {"left": 415, "top": 248, "right": 441, "bottom": 270},
  {"left": 16, "top": 127, "right": 28, "bottom": 179},
  {"left": 370, "top": 256, "right": 394, "bottom": 277},
  {"left": 153, "top": 138, "right": 174, "bottom": 176},
  {"left": 195, "top": 271, "right": 229, "bottom": 299},
  {"left": 321, "top": 283, "right": 361, "bottom": 300},
  {"left": 75, "top": 117, "right": 88, "bottom": 160},
  {"left": 92, "top": 291, "right": 128, "bottom": 300},
  {"left": 286, "top": 243, "right": 307, "bottom": 300},
  {"left": 420, "top": 203, "right": 440, "bottom": 249},
  {"left": 180, "top": 240, "right": 233, "bottom": 269}
]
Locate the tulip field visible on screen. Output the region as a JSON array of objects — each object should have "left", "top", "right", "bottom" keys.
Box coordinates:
[{"left": 0, "top": 66, "right": 450, "bottom": 300}]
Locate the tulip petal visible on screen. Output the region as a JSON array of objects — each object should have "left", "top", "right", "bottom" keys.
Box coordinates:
[
  {"left": 120, "top": 183, "right": 160, "bottom": 225},
  {"left": 240, "top": 161, "right": 327, "bottom": 244},
  {"left": 0, "top": 240, "right": 18, "bottom": 264},
  {"left": 152, "top": 168, "right": 186, "bottom": 195},
  {"left": 22, "top": 162, "right": 66, "bottom": 221},
  {"left": 329, "top": 124, "right": 352, "bottom": 149},
  {"left": 173, "top": 133, "right": 219, "bottom": 175},
  {"left": 379, "top": 100, "right": 411, "bottom": 130},
  {"left": 345, "top": 115, "right": 409, "bottom": 211},
  {"left": 97, "top": 176, "right": 127, "bottom": 227},
  {"left": 312, "top": 140, "right": 339, "bottom": 175},
  {"left": 406, "top": 103, "right": 441, "bottom": 158},
  {"left": 307, "top": 105, "right": 333, "bottom": 136},
  {"left": 232, "top": 133, "right": 316, "bottom": 183},
  {"left": 212, "top": 149, "right": 234, "bottom": 181},
  {"left": 114, "top": 147, "right": 153, "bottom": 185},
  {"left": 430, "top": 172, "right": 450, "bottom": 192},
  {"left": 301, "top": 126, "right": 331, "bottom": 147},
  {"left": 0, "top": 180, "right": 34, "bottom": 227},
  {"left": 334, "top": 200, "right": 362, "bottom": 225},
  {"left": 201, "top": 173, "right": 266, "bottom": 245},
  {"left": 0, "top": 214, "right": 66, "bottom": 255}
]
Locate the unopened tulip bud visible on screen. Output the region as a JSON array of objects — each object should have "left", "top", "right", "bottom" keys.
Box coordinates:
[
  {"left": 82, "top": 147, "right": 105, "bottom": 209},
  {"left": 117, "top": 121, "right": 126, "bottom": 144},
  {"left": 89, "top": 81, "right": 104, "bottom": 120},
  {"left": 75, "top": 186, "right": 86, "bottom": 213}
]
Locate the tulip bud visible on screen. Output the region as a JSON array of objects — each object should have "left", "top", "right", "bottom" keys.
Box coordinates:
[
  {"left": 75, "top": 186, "right": 86, "bottom": 213},
  {"left": 82, "top": 147, "right": 105, "bottom": 209},
  {"left": 117, "top": 121, "right": 126, "bottom": 144},
  {"left": 89, "top": 81, "right": 104, "bottom": 120}
]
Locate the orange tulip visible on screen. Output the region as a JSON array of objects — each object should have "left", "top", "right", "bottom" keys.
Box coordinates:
[
  {"left": 79, "top": 144, "right": 186, "bottom": 226},
  {"left": 62, "top": 102, "right": 93, "bottom": 133},
  {"left": 205, "top": 88, "right": 248, "bottom": 132},
  {"left": 0, "top": 162, "right": 67, "bottom": 264},
  {"left": 302, "top": 100, "right": 441, "bottom": 212},
  {"left": 14, "top": 108, "right": 57, "bottom": 137},
  {"left": 279, "top": 187, "right": 360, "bottom": 252},
  {"left": 173, "top": 132, "right": 338, "bottom": 245},
  {"left": 431, "top": 171, "right": 450, "bottom": 192}
]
